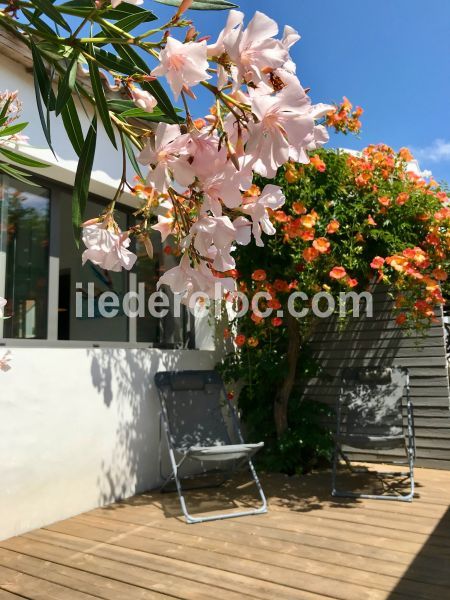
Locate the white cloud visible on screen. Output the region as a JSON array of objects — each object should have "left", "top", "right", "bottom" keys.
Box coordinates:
[
  {"left": 412, "top": 139, "right": 450, "bottom": 163},
  {"left": 406, "top": 159, "right": 433, "bottom": 179}
]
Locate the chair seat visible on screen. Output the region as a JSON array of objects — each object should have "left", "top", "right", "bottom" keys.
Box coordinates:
[
  {"left": 182, "top": 442, "right": 264, "bottom": 462},
  {"left": 339, "top": 434, "right": 405, "bottom": 450}
]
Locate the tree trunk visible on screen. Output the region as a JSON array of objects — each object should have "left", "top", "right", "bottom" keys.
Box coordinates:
[{"left": 274, "top": 311, "right": 301, "bottom": 438}]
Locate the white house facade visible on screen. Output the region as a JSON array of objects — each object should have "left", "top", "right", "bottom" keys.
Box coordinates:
[{"left": 0, "top": 35, "right": 217, "bottom": 541}]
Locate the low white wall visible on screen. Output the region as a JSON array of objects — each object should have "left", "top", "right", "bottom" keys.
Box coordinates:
[{"left": 0, "top": 347, "right": 216, "bottom": 540}]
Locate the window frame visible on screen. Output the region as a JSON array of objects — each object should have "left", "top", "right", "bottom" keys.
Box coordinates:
[{"left": 0, "top": 171, "right": 196, "bottom": 350}]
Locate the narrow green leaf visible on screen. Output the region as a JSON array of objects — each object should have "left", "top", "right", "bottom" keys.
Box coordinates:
[
  {"left": 22, "top": 8, "right": 56, "bottom": 36},
  {"left": 30, "top": 39, "right": 56, "bottom": 111},
  {"left": 55, "top": 52, "right": 79, "bottom": 116},
  {"left": 60, "top": 0, "right": 91, "bottom": 6},
  {"left": 0, "top": 147, "right": 49, "bottom": 168},
  {"left": 154, "top": 0, "right": 238, "bottom": 9},
  {"left": 113, "top": 9, "right": 157, "bottom": 32},
  {"left": 91, "top": 47, "right": 137, "bottom": 75},
  {"left": 0, "top": 98, "right": 12, "bottom": 120},
  {"left": 103, "top": 3, "right": 156, "bottom": 20},
  {"left": 87, "top": 53, "right": 117, "bottom": 148},
  {"left": 61, "top": 0, "right": 154, "bottom": 19},
  {"left": 120, "top": 107, "right": 161, "bottom": 118},
  {"left": 56, "top": 0, "right": 93, "bottom": 17},
  {"left": 32, "top": 0, "right": 72, "bottom": 32},
  {"left": 31, "top": 54, "right": 55, "bottom": 156},
  {"left": 120, "top": 107, "right": 182, "bottom": 124},
  {"left": 61, "top": 96, "right": 84, "bottom": 157},
  {"left": 37, "top": 41, "right": 75, "bottom": 61},
  {"left": 0, "top": 162, "right": 39, "bottom": 186},
  {"left": 0, "top": 122, "right": 28, "bottom": 138},
  {"left": 106, "top": 99, "right": 136, "bottom": 112},
  {"left": 123, "top": 135, "right": 143, "bottom": 180},
  {"left": 73, "top": 116, "right": 97, "bottom": 242}
]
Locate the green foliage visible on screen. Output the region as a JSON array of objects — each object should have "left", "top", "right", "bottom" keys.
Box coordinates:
[
  {"left": 0, "top": 93, "right": 49, "bottom": 185},
  {"left": 72, "top": 116, "right": 97, "bottom": 241},
  {"left": 87, "top": 49, "right": 117, "bottom": 148},
  {"left": 0, "top": 0, "right": 183, "bottom": 216},
  {"left": 154, "top": 0, "right": 238, "bottom": 10},
  {"left": 60, "top": 96, "right": 84, "bottom": 156},
  {"left": 218, "top": 145, "right": 449, "bottom": 475},
  {"left": 219, "top": 346, "right": 333, "bottom": 475}
]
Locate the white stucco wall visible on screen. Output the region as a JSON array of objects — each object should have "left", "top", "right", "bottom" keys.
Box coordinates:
[
  {"left": 0, "top": 45, "right": 220, "bottom": 540},
  {"left": 0, "top": 347, "right": 217, "bottom": 540}
]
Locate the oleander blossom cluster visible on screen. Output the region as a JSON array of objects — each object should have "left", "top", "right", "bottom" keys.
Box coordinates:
[
  {"left": 82, "top": 10, "right": 332, "bottom": 303},
  {"left": 0, "top": 296, "right": 6, "bottom": 319}
]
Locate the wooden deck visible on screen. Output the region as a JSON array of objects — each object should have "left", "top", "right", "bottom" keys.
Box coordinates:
[{"left": 1, "top": 464, "right": 450, "bottom": 599}]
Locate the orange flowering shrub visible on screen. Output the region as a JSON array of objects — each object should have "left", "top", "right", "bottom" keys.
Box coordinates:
[
  {"left": 229, "top": 144, "right": 449, "bottom": 338},
  {"left": 326, "top": 97, "right": 363, "bottom": 135},
  {"left": 220, "top": 142, "right": 449, "bottom": 471}
]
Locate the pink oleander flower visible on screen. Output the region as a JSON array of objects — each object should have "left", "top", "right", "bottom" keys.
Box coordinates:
[
  {"left": 246, "top": 81, "right": 315, "bottom": 178},
  {"left": 152, "top": 37, "right": 211, "bottom": 100},
  {"left": 304, "top": 103, "right": 333, "bottom": 151},
  {"left": 207, "top": 9, "right": 244, "bottom": 89},
  {"left": 0, "top": 350, "right": 11, "bottom": 373},
  {"left": 111, "top": 0, "right": 143, "bottom": 8},
  {"left": 281, "top": 25, "right": 301, "bottom": 74},
  {"left": 130, "top": 86, "right": 157, "bottom": 113},
  {"left": 158, "top": 254, "right": 235, "bottom": 303},
  {"left": 152, "top": 214, "right": 174, "bottom": 242},
  {"left": 241, "top": 184, "right": 285, "bottom": 246},
  {"left": 184, "top": 129, "right": 228, "bottom": 180},
  {"left": 0, "top": 297, "right": 6, "bottom": 318},
  {"left": 233, "top": 216, "right": 252, "bottom": 246},
  {"left": 82, "top": 223, "right": 137, "bottom": 272},
  {"left": 226, "top": 11, "right": 289, "bottom": 88},
  {"left": 191, "top": 215, "right": 237, "bottom": 272},
  {"left": 200, "top": 157, "right": 253, "bottom": 216},
  {"left": 138, "top": 122, "right": 193, "bottom": 192}
]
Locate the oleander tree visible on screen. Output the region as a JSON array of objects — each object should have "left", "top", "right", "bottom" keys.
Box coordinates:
[
  {"left": 0, "top": 0, "right": 335, "bottom": 289},
  {"left": 218, "top": 129, "right": 450, "bottom": 470}
]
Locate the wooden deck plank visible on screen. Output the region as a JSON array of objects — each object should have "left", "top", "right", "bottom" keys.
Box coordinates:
[
  {"left": 1, "top": 465, "right": 450, "bottom": 600},
  {"left": 0, "top": 538, "right": 256, "bottom": 600},
  {"left": 71, "top": 512, "right": 450, "bottom": 596},
  {"left": 0, "top": 590, "right": 30, "bottom": 599},
  {"left": 0, "top": 548, "right": 171, "bottom": 600},
  {"left": 0, "top": 564, "right": 99, "bottom": 599},
  {"left": 37, "top": 519, "right": 426, "bottom": 600}
]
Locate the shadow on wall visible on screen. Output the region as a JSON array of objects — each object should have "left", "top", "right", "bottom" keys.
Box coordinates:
[{"left": 87, "top": 348, "right": 203, "bottom": 507}]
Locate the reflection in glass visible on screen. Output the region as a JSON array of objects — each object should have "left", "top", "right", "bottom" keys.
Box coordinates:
[
  {"left": 58, "top": 196, "right": 129, "bottom": 342},
  {"left": 0, "top": 178, "right": 50, "bottom": 339}
]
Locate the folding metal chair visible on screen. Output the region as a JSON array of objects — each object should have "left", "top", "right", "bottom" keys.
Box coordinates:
[
  {"left": 155, "top": 370, "right": 268, "bottom": 523},
  {"left": 331, "top": 366, "right": 415, "bottom": 501}
]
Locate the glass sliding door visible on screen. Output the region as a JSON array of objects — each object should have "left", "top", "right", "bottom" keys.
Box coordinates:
[{"left": 0, "top": 176, "right": 50, "bottom": 339}]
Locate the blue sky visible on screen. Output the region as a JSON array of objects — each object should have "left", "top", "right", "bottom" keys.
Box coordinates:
[{"left": 151, "top": 0, "right": 450, "bottom": 184}]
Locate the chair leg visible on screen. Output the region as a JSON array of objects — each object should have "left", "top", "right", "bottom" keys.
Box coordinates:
[
  {"left": 171, "top": 458, "right": 268, "bottom": 524},
  {"left": 331, "top": 448, "right": 414, "bottom": 502}
]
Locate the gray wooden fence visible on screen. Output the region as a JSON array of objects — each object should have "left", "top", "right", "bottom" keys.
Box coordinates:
[{"left": 301, "top": 286, "right": 450, "bottom": 469}]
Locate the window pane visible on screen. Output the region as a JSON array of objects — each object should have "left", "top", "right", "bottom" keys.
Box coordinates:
[
  {"left": 134, "top": 231, "right": 193, "bottom": 347},
  {"left": 58, "top": 193, "right": 129, "bottom": 342},
  {"left": 0, "top": 177, "right": 50, "bottom": 339},
  {"left": 135, "top": 231, "right": 161, "bottom": 344}
]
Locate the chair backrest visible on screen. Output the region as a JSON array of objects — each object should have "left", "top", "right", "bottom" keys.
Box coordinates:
[
  {"left": 339, "top": 367, "right": 409, "bottom": 438},
  {"left": 155, "top": 370, "right": 232, "bottom": 451}
]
